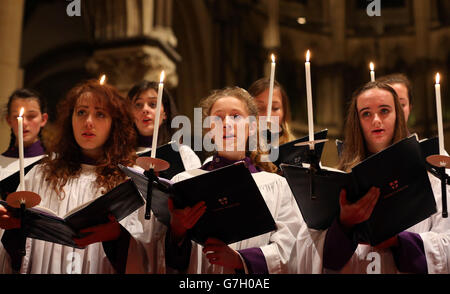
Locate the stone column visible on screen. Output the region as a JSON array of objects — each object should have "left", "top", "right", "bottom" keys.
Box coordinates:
[
  {"left": 315, "top": 0, "right": 346, "bottom": 167},
  {"left": 263, "top": 0, "right": 280, "bottom": 76},
  {"left": 0, "top": 0, "right": 24, "bottom": 152},
  {"left": 86, "top": 0, "right": 180, "bottom": 94},
  {"left": 316, "top": 0, "right": 346, "bottom": 134},
  {"left": 412, "top": 0, "right": 432, "bottom": 136}
]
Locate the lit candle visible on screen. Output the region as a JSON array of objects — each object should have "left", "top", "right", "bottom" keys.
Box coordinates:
[
  {"left": 99, "top": 74, "right": 106, "bottom": 85},
  {"left": 267, "top": 54, "right": 276, "bottom": 121},
  {"left": 370, "top": 62, "right": 375, "bottom": 82},
  {"left": 305, "top": 50, "right": 314, "bottom": 144},
  {"left": 17, "top": 107, "right": 25, "bottom": 191},
  {"left": 150, "top": 70, "right": 165, "bottom": 159},
  {"left": 435, "top": 73, "right": 445, "bottom": 155}
]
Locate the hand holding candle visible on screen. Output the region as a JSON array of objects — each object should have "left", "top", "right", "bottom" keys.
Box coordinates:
[
  {"left": 370, "top": 62, "right": 375, "bottom": 82},
  {"left": 305, "top": 50, "right": 314, "bottom": 146},
  {"left": 150, "top": 70, "right": 165, "bottom": 159},
  {"left": 18, "top": 107, "right": 25, "bottom": 191},
  {"left": 435, "top": 73, "right": 445, "bottom": 155}
]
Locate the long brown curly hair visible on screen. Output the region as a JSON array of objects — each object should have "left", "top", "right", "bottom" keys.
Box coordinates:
[
  {"left": 41, "top": 80, "right": 137, "bottom": 197},
  {"left": 199, "top": 86, "right": 278, "bottom": 173}
]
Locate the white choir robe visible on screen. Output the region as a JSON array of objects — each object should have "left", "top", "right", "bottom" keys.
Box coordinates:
[
  {"left": 118, "top": 212, "right": 168, "bottom": 274},
  {"left": 0, "top": 164, "right": 143, "bottom": 274},
  {"left": 136, "top": 144, "right": 201, "bottom": 172},
  {"left": 289, "top": 173, "right": 450, "bottom": 274},
  {"left": 170, "top": 169, "right": 304, "bottom": 274}
]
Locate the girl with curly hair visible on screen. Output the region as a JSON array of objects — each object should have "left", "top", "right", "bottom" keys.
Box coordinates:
[{"left": 0, "top": 80, "right": 143, "bottom": 273}]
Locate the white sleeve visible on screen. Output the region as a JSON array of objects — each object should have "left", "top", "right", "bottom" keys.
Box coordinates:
[
  {"left": 179, "top": 145, "right": 202, "bottom": 171},
  {"left": 420, "top": 175, "right": 450, "bottom": 273},
  {"left": 259, "top": 178, "right": 303, "bottom": 273},
  {"left": 124, "top": 215, "right": 167, "bottom": 274}
]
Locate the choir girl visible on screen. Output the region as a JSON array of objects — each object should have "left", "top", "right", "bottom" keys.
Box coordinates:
[{"left": 0, "top": 80, "right": 143, "bottom": 273}]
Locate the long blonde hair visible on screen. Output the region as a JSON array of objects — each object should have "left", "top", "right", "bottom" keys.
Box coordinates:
[{"left": 199, "top": 87, "right": 278, "bottom": 173}]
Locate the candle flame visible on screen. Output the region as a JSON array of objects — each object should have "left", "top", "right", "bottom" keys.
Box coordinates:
[
  {"left": 19, "top": 107, "right": 24, "bottom": 117},
  {"left": 99, "top": 75, "right": 106, "bottom": 85},
  {"left": 271, "top": 54, "right": 275, "bottom": 63},
  {"left": 436, "top": 73, "right": 440, "bottom": 84},
  {"left": 160, "top": 71, "right": 165, "bottom": 83},
  {"left": 370, "top": 62, "right": 374, "bottom": 71},
  {"left": 306, "top": 50, "right": 310, "bottom": 62}
]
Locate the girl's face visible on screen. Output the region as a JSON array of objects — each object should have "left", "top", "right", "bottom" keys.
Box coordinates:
[
  {"left": 390, "top": 83, "right": 411, "bottom": 123},
  {"left": 131, "top": 88, "right": 167, "bottom": 137},
  {"left": 357, "top": 88, "right": 396, "bottom": 154},
  {"left": 254, "top": 88, "right": 285, "bottom": 124},
  {"left": 209, "top": 96, "right": 256, "bottom": 157},
  {"left": 6, "top": 98, "right": 48, "bottom": 147},
  {"left": 72, "top": 95, "right": 112, "bottom": 159}
]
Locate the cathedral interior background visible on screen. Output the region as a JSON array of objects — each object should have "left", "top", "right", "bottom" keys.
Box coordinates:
[{"left": 1, "top": 0, "right": 449, "bottom": 166}]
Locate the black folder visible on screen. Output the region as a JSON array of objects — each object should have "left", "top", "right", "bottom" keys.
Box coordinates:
[
  {"left": 119, "top": 165, "right": 172, "bottom": 226},
  {"left": 337, "top": 136, "right": 439, "bottom": 163},
  {"left": 281, "top": 135, "right": 437, "bottom": 246},
  {"left": 0, "top": 158, "right": 43, "bottom": 200},
  {"left": 273, "top": 129, "right": 328, "bottom": 167},
  {"left": 121, "top": 162, "right": 277, "bottom": 245},
  {"left": 1, "top": 179, "right": 145, "bottom": 248},
  {"left": 336, "top": 139, "right": 344, "bottom": 158},
  {"left": 138, "top": 141, "right": 186, "bottom": 180}
]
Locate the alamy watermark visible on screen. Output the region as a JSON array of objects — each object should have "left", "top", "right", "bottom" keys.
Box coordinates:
[
  {"left": 66, "top": 0, "right": 81, "bottom": 17},
  {"left": 170, "top": 108, "right": 279, "bottom": 163},
  {"left": 366, "top": 0, "right": 381, "bottom": 17}
]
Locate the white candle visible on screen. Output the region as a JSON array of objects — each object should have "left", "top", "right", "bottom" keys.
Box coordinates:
[
  {"left": 435, "top": 73, "right": 445, "bottom": 155},
  {"left": 18, "top": 107, "right": 25, "bottom": 191},
  {"left": 305, "top": 50, "right": 314, "bottom": 144},
  {"left": 150, "top": 70, "right": 165, "bottom": 159},
  {"left": 370, "top": 62, "right": 375, "bottom": 82},
  {"left": 267, "top": 54, "right": 276, "bottom": 120}
]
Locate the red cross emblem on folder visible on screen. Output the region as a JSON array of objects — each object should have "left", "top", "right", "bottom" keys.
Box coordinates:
[
  {"left": 218, "top": 197, "right": 228, "bottom": 206},
  {"left": 389, "top": 180, "right": 399, "bottom": 190}
]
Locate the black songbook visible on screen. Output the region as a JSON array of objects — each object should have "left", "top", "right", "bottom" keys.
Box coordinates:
[
  {"left": 336, "top": 139, "right": 344, "bottom": 158},
  {"left": 0, "top": 157, "right": 43, "bottom": 200},
  {"left": 281, "top": 134, "right": 437, "bottom": 246},
  {"left": 121, "top": 162, "right": 277, "bottom": 245},
  {"left": 138, "top": 141, "right": 186, "bottom": 180},
  {"left": 273, "top": 129, "right": 328, "bottom": 167},
  {"left": 1, "top": 179, "right": 144, "bottom": 248},
  {"left": 419, "top": 136, "right": 439, "bottom": 159},
  {"left": 119, "top": 165, "right": 172, "bottom": 226},
  {"left": 418, "top": 136, "right": 440, "bottom": 177},
  {"left": 337, "top": 136, "right": 439, "bottom": 162}
]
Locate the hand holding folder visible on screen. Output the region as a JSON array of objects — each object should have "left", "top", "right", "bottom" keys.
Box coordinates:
[
  {"left": 282, "top": 134, "right": 437, "bottom": 246},
  {"left": 0, "top": 179, "right": 144, "bottom": 248},
  {"left": 120, "top": 162, "right": 277, "bottom": 245}
]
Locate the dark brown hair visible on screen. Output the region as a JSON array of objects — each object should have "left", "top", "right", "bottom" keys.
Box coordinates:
[
  {"left": 127, "top": 80, "right": 179, "bottom": 146},
  {"left": 248, "top": 78, "right": 295, "bottom": 145},
  {"left": 4, "top": 88, "right": 47, "bottom": 150},
  {"left": 41, "top": 80, "right": 137, "bottom": 197},
  {"left": 377, "top": 73, "right": 413, "bottom": 107}
]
